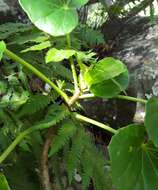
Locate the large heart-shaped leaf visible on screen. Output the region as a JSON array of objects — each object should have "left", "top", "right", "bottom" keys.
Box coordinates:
[
  {"left": 0, "top": 41, "right": 6, "bottom": 61},
  {"left": 19, "top": 0, "right": 88, "bottom": 36},
  {"left": 145, "top": 97, "right": 158, "bottom": 147},
  {"left": 109, "top": 124, "right": 158, "bottom": 190}
]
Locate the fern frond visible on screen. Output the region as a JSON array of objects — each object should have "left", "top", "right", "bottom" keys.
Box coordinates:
[
  {"left": 81, "top": 149, "right": 93, "bottom": 190},
  {"left": 49, "top": 62, "right": 73, "bottom": 81},
  {"left": 78, "top": 25, "right": 105, "bottom": 46},
  {"left": 80, "top": 133, "right": 111, "bottom": 190},
  {"left": 18, "top": 94, "right": 51, "bottom": 117},
  {"left": 0, "top": 22, "right": 32, "bottom": 40},
  {"left": 91, "top": 151, "right": 110, "bottom": 190},
  {"left": 87, "top": 144, "right": 111, "bottom": 190},
  {"left": 49, "top": 119, "right": 77, "bottom": 157},
  {"left": 66, "top": 128, "right": 87, "bottom": 184}
]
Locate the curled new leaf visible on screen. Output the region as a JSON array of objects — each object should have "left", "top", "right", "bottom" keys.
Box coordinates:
[{"left": 19, "top": 0, "right": 88, "bottom": 36}]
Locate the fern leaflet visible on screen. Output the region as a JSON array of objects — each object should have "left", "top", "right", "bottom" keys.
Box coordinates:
[
  {"left": 66, "top": 128, "right": 86, "bottom": 184},
  {"left": 18, "top": 94, "right": 51, "bottom": 117},
  {"left": 49, "top": 119, "right": 77, "bottom": 157}
]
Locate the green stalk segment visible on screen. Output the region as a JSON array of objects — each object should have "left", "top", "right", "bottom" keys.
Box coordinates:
[
  {"left": 0, "top": 125, "right": 38, "bottom": 164},
  {"left": 79, "top": 93, "right": 147, "bottom": 104},
  {"left": 66, "top": 34, "right": 79, "bottom": 92},
  {"left": 75, "top": 113, "right": 117, "bottom": 134},
  {"left": 4, "top": 49, "right": 69, "bottom": 104},
  {"left": 117, "top": 95, "right": 147, "bottom": 104}
]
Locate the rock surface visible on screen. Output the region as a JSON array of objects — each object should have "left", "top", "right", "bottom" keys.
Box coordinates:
[
  {"left": 112, "top": 16, "right": 158, "bottom": 123},
  {"left": 113, "top": 16, "right": 158, "bottom": 99},
  {"left": 0, "top": 0, "right": 24, "bottom": 23}
]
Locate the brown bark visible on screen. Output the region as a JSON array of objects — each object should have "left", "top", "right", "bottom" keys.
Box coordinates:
[{"left": 40, "top": 127, "right": 57, "bottom": 190}]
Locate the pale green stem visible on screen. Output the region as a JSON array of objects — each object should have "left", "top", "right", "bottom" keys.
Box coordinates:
[
  {"left": 79, "top": 93, "right": 147, "bottom": 104},
  {"left": 117, "top": 95, "right": 147, "bottom": 104},
  {"left": 66, "top": 34, "right": 79, "bottom": 93},
  {"left": 79, "top": 93, "right": 95, "bottom": 99},
  {"left": 74, "top": 113, "right": 117, "bottom": 134},
  {"left": 4, "top": 49, "right": 69, "bottom": 104}
]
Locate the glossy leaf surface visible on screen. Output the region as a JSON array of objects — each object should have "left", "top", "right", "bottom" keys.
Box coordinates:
[
  {"left": 109, "top": 124, "right": 158, "bottom": 190},
  {"left": 19, "top": 0, "right": 88, "bottom": 36},
  {"left": 145, "top": 97, "right": 158, "bottom": 147}
]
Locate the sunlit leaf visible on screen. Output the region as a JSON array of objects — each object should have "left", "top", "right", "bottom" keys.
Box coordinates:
[
  {"left": 21, "top": 41, "right": 51, "bottom": 53},
  {"left": 19, "top": 0, "right": 88, "bottom": 36},
  {"left": 46, "top": 48, "right": 76, "bottom": 63}
]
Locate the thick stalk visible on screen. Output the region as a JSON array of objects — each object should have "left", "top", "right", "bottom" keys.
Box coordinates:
[
  {"left": 0, "top": 111, "right": 117, "bottom": 164},
  {"left": 74, "top": 113, "right": 117, "bottom": 134},
  {"left": 66, "top": 34, "right": 79, "bottom": 93},
  {"left": 4, "top": 49, "right": 69, "bottom": 104},
  {"left": 116, "top": 95, "right": 147, "bottom": 104},
  {"left": 79, "top": 93, "right": 147, "bottom": 104}
]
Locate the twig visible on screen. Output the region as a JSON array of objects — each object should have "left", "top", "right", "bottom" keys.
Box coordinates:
[{"left": 40, "top": 127, "right": 57, "bottom": 190}]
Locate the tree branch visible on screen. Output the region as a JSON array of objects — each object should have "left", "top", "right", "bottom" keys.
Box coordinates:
[{"left": 40, "top": 127, "right": 57, "bottom": 190}]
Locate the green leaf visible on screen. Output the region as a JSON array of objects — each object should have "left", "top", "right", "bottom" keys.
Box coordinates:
[
  {"left": 90, "top": 70, "right": 129, "bottom": 98},
  {"left": 49, "top": 120, "right": 77, "bottom": 156},
  {"left": 18, "top": 94, "right": 51, "bottom": 117},
  {"left": 0, "top": 23, "right": 32, "bottom": 40},
  {"left": 46, "top": 48, "right": 96, "bottom": 63},
  {"left": 0, "top": 41, "right": 6, "bottom": 60},
  {"left": 84, "top": 57, "right": 127, "bottom": 86},
  {"left": 46, "top": 48, "right": 76, "bottom": 63},
  {"left": 109, "top": 124, "right": 158, "bottom": 190},
  {"left": 21, "top": 41, "right": 51, "bottom": 53},
  {"left": 84, "top": 57, "right": 129, "bottom": 98},
  {"left": 0, "top": 81, "right": 7, "bottom": 94},
  {"left": 145, "top": 97, "right": 158, "bottom": 147},
  {"left": 0, "top": 173, "right": 10, "bottom": 190},
  {"left": 66, "top": 128, "right": 86, "bottom": 183},
  {"left": 19, "top": 0, "right": 88, "bottom": 36},
  {"left": 69, "top": 0, "right": 89, "bottom": 7},
  {"left": 25, "top": 104, "right": 69, "bottom": 131}
]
